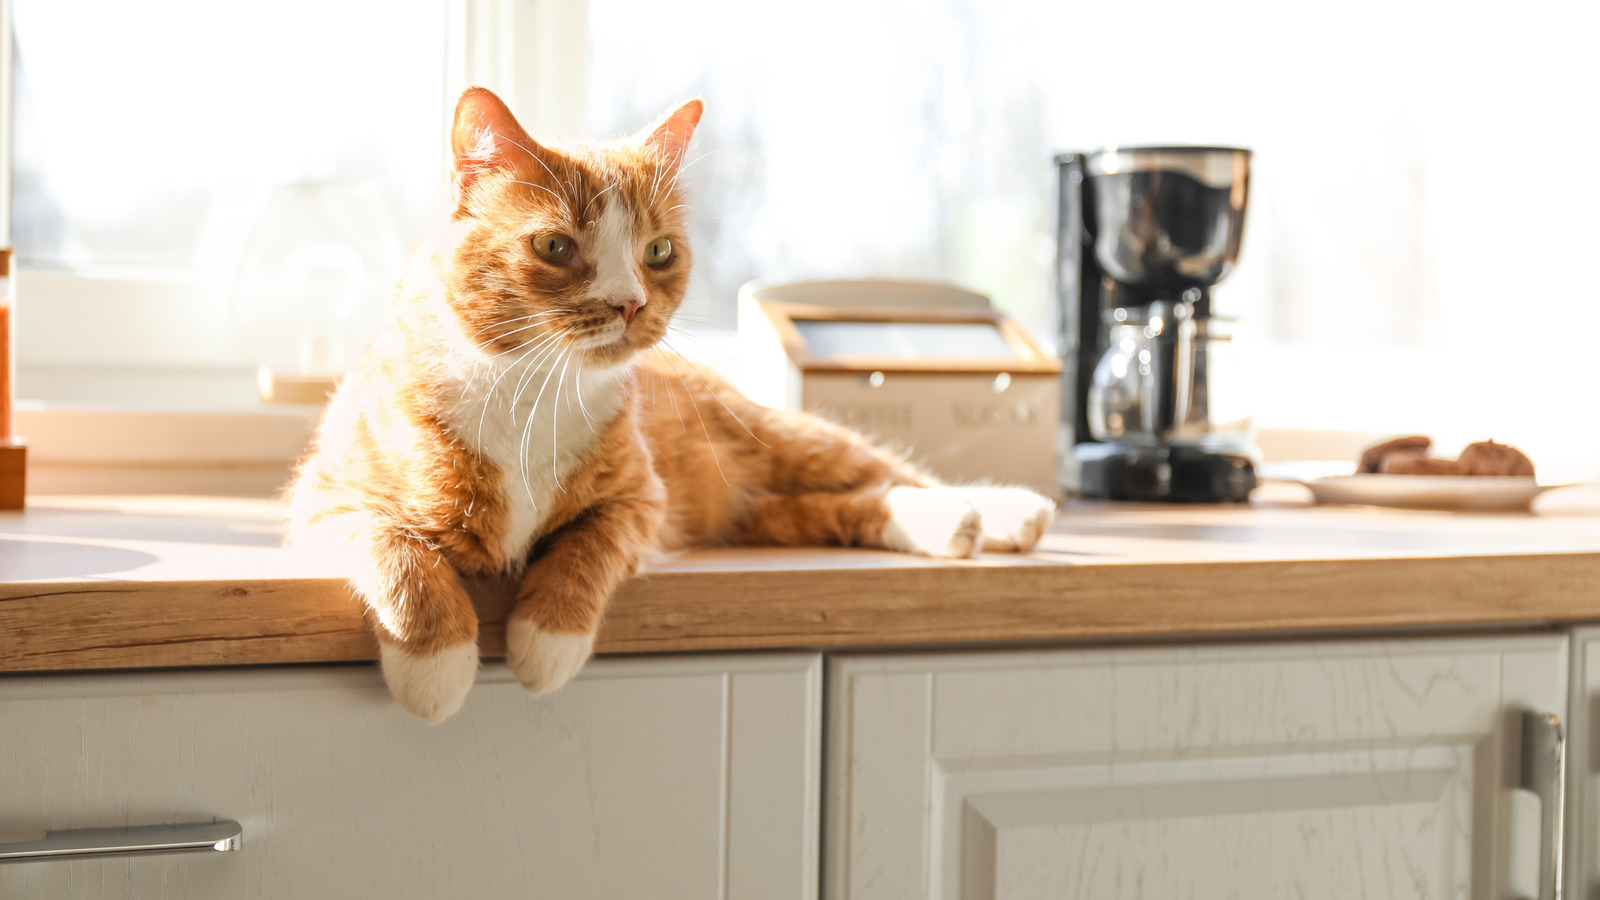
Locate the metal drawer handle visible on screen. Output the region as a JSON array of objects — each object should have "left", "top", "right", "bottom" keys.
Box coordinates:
[
  {"left": 0, "top": 820, "right": 241, "bottom": 864},
  {"left": 1519, "top": 710, "right": 1565, "bottom": 900}
]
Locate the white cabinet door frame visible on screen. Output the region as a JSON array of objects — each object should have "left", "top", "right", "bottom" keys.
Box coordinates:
[{"left": 827, "top": 635, "right": 1568, "bottom": 900}]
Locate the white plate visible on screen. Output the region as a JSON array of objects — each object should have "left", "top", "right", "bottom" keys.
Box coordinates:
[{"left": 1299, "top": 474, "right": 1563, "bottom": 511}]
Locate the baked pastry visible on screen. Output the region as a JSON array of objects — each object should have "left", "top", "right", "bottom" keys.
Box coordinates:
[
  {"left": 1381, "top": 456, "right": 1466, "bottom": 475},
  {"left": 1358, "top": 435, "right": 1432, "bottom": 474},
  {"left": 1356, "top": 436, "right": 1536, "bottom": 477},
  {"left": 1456, "top": 440, "right": 1535, "bottom": 477}
]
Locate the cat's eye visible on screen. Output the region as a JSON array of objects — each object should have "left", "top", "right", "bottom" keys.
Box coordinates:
[
  {"left": 644, "top": 237, "right": 674, "bottom": 268},
  {"left": 532, "top": 233, "right": 574, "bottom": 265}
]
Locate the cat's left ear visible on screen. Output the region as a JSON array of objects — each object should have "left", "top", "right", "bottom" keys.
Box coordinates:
[
  {"left": 451, "top": 87, "right": 546, "bottom": 199},
  {"left": 634, "top": 99, "right": 703, "bottom": 174}
]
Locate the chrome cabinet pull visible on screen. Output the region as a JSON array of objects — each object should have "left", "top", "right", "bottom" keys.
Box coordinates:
[
  {"left": 1520, "top": 710, "right": 1566, "bottom": 900},
  {"left": 0, "top": 820, "right": 241, "bottom": 864}
]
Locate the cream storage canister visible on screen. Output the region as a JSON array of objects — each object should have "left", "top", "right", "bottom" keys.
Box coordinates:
[{"left": 736, "top": 280, "right": 1060, "bottom": 497}]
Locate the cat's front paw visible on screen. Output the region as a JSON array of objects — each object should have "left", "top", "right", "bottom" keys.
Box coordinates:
[
  {"left": 379, "top": 639, "right": 480, "bottom": 723},
  {"left": 506, "top": 618, "right": 595, "bottom": 695},
  {"left": 965, "top": 485, "right": 1057, "bottom": 552},
  {"left": 881, "top": 486, "right": 983, "bottom": 559}
]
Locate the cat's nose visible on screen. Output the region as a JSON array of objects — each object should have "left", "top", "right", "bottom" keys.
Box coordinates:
[{"left": 611, "top": 297, "right": 644, "bottom": 324}]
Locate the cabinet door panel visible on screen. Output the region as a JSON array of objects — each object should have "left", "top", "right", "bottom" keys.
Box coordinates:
[
  {"left": 0, "top": 653, "right": 821, "bottom": 900},
  {"left": 827, "top": 636, "right": 1567, "bottom": 900}
]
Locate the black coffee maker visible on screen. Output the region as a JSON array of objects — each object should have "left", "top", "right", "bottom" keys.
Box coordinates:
[{"left": 1056, "top": 146, "right": 1258, "bottom": 502}]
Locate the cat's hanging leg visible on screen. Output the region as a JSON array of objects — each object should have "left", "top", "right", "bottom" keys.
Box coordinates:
[
  {"left": 507, "top": 468, "right": 666, "bottom": 695},
  {"left": 311, "top": 511, "right": 482, "bottom": 723}
]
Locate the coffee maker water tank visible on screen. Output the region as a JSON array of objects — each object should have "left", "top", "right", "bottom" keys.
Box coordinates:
[{"left": 1086, "top": 147, "right": 1250, "bottom": 297}]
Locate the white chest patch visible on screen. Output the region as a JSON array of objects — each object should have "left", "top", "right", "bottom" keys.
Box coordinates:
[{"left": 437, "top": 339, "right": 629, "bottom": 568}]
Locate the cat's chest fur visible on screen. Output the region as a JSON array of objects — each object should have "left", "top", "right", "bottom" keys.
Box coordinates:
[{"left": 436, "top": 348, "right": 630, "bottom": 568}]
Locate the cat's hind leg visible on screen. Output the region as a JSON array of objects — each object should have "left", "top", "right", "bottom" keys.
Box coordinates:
[
  {"left": 962, "top": 485, "right": 1058, "bottom": 552},
  {"left": 735, "top": 409, "right": 983, "bottom": 557},
  {"left": 747, "top": 409, "right": 1055, "bottom": 553},
  {"left": 733, "top": 485, "right": 983, "bottom": 559},
  {"left": 301, "top": 511, "right": 481, "bottom": 723},
  {"left": 670, "top": 382, "right": 1055, "bottom": 555}
]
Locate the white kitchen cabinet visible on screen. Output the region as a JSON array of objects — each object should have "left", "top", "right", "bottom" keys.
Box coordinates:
[
  {"left": 0, "top": 652, "right": 821, "bottom": 900},
  {"left": 826, "top": 636, "right": 1569, "bottom": 900},
  {"left": 1564, "top": 627, "right": 1600, "bottom": 900}
]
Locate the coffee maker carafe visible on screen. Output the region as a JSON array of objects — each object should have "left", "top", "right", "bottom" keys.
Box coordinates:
[{"left": 1056, "top": 146, "right": 1257, "bottom": 502}]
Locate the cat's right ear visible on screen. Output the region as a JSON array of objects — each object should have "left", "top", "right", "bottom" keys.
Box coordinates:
[{"left": 450, "top": 87, "right": 542, "bottom": 201}]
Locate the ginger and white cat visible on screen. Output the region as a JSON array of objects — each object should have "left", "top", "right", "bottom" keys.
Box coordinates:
[{"left": 288, "top": 87, "right": 1056, "bottom": 722}]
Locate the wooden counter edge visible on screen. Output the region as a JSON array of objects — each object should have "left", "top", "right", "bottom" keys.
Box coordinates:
[{"left": 4, "top": 552, "right": 1600, "bottom": 673}]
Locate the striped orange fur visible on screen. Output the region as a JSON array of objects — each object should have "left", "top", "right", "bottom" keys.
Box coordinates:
[{"left": 288, "top": 87, "right": 1055, "bottom": 722}]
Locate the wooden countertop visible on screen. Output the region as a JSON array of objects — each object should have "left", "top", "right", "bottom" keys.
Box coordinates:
[{"left": 4, "top": 484, "right": 1600, "bottom": 673}]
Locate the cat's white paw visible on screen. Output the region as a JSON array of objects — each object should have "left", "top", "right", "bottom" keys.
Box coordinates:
[
  {"left": 506, "top": 618, "right": 595, "bottom": 695},
  {"left": 965, "top": 485, "right": 1057, "bottom": 552},
  {"left": 379, "top": 639, "right": 479, "bottom": 723},
  {"left": 881, "top": 486, "right": 983, "bottom": 559}
]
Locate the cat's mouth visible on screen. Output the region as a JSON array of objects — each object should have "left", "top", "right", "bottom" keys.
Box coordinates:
[{"left": 572, "top": 323, "right": 630, "bottom": 351}]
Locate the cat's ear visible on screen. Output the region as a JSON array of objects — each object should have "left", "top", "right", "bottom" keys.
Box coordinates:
[
  {"left": 450, "top": 87, "right": 544, "bottom": 197},
  {"left": 634, "top": 99, "right": 703, "bottom": 175}
]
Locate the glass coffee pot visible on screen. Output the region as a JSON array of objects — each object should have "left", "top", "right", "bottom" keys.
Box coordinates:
[{"left": 1087, "top": 298, "right": 1248, "bottom": 449}]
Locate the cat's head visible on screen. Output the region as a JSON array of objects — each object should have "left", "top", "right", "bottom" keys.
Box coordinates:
[{"left": 442, "top": 87, "right": 701, "bottom": 370}]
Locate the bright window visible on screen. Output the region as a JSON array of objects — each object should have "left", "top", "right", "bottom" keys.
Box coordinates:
[
  {"left": 11, "top": 0, "right": 447, "bottom": 394},
  {"left": 10, "top": 0, "right": 1600, "bottom": 480}
]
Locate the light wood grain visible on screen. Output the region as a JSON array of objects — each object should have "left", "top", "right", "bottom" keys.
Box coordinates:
[{"left": 5, "top": 486, "right": 1600, "bottom": 672}]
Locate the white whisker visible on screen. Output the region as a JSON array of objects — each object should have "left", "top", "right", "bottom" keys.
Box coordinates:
[
  {"left": 582, "top": 182, "right": 618, "bottom": 220},
  {"left": 659, "top": 337, "right": 770, "bottom": 447},
  {"left": 660, "top": 363, "right": 687, "bottom": 432},
  {"left": 507, "top": 329, "right": 574, "bottom": 412},
  {"left": 481, "top": 319, "right": 572, "bottom": 361},
  {"left": 659, "top": 147, "right": 723, "bottom": 200},
  {"left": 475, "top": 329, "right": 564, "bottom": 444},
  {"left": 551, "top": 352, "right": 576, "bottom": 493},
  {"left": 508, "top": 179, "right": 573, "bottom": 214},
  {"left": 648, "top": 152, "right": 666, "bottom": 207},
  {"left": 515, "top": 376, "right": 542, "bottom": 510},
  {"left": 519, "top": 347, "right": 571, "bottom": 508},
  {"left": 523, "top": 348, "right": 569, "bottom": 493},
  {"left": 491, "top": 130, "right": 575, "bottom": 216},
  {"left": 656, "top": 347, "right": 729, "bottom": 485},
  {"left": 485, "top": 322, "right": 568, "bottom": 363},
  {"left": 466, "top": 310, "right": 564, "bottom": 340},
  {"left": 575, "top": 367, "right": 596, "bottom": 429}
]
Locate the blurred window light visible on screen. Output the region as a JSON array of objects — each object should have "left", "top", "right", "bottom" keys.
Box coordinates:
[
  {"left": 586, "top": 0, "right": 1600, "bottom": 352},
  {"left": 584, "top": 0, "right": 1600, "bottom": 472},
  {"left": 8, "top": 0, "right": 1600, "bottom": 471},
  {"left": 10, "top": 0, "right": 446, "bottom": 274}
]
